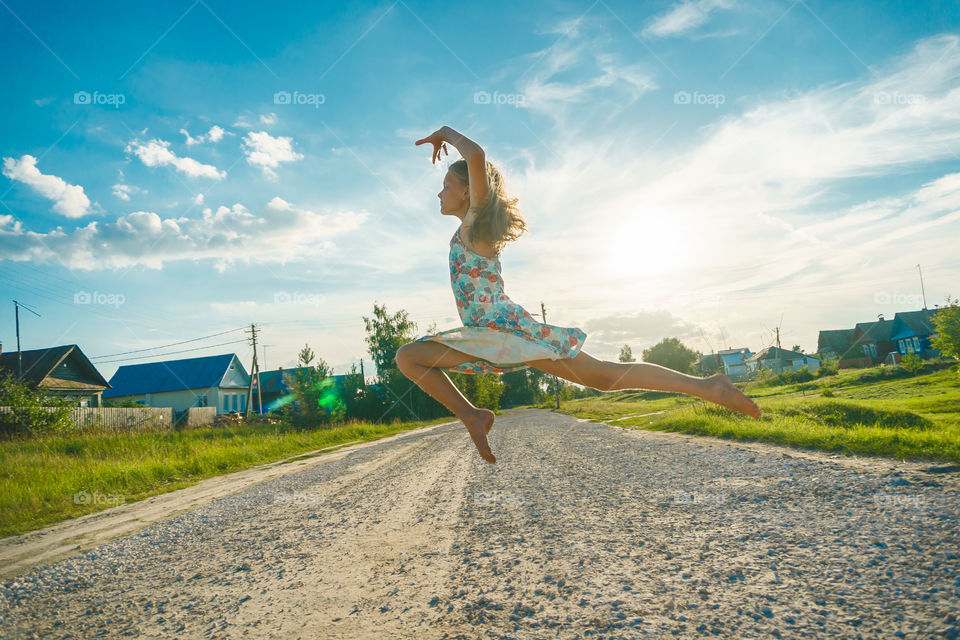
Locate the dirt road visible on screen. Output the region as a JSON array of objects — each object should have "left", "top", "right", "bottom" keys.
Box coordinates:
[{"left": 1, "top": 408, "right": 957, "bottom": 638}]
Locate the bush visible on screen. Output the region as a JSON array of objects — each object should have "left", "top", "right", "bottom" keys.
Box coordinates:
[
  {"left": 0, "top": 372, "right": 74, "bottom": 437},
  {"left": 778, "top": 399, "right": 932, "bottom": 430},
  {"left": 760, "top": 366, "right": 815, "bottom": 387},
  {"left": 901, "top": 353, "right": 924, "bottom": 376},
  {"left": 816, "top": 356, "right": 839, "bottom": 378}
]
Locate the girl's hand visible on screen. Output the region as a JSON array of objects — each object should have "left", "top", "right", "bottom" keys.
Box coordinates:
[{"left": 415, "top": 129, "right": 449, "bottom": 165}]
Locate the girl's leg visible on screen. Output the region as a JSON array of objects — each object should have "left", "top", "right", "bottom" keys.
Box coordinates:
[
  {"left": 526, "top": 351, "right": 761, "bottom": 418},
  {"left": 395, "top": 341, "right": 498, "bottom": 463}
]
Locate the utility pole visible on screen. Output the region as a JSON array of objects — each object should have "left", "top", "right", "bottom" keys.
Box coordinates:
[
  {"left": 360, "top": 359, "right": 366, "bottom": 389},
  {"left": 775, "top": 325, "right": 782, "bottom": 375},
  {"left": 261, "top": 344, "right": 276, "bottom": 371},
  {"left": 13, "top": 300, "right": 40, "bottom": 380},
  {"left": 245, "top": 324, "right": 262, "bottom": 417},
  {"left": 537, "top": 302, "right": 561, "bottom": 410},
  {"left": 917, "top": 264, "right": 927, "bottom": 310}
]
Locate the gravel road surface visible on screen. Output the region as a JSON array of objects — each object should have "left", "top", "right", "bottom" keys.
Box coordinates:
[{"left": 1, "top": 408, "right": 957, "bottom": 639}]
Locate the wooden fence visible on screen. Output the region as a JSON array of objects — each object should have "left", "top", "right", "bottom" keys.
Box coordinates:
[
  {"left": 175, "top": 407, "right": 218, "bottom": 429},
  {"left": 74, "top": 407, "right": 172, "bottom": 432},
  {"left": 0, "top": 407, "right": 173, "bottom": 432}
]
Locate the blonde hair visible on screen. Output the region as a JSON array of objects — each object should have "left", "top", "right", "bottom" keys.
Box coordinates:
[{"left": 448, "top": 158, "right": 527, "bottom": 254}]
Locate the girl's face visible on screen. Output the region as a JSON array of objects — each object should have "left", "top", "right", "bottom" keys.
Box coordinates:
[{"left": 438, "top": 170, "right": 469, "bottom": 218}]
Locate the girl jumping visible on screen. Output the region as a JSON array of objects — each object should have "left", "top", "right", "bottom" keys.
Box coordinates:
[{"left": 397, "top": 125, "right": 761, "bottom": 464}]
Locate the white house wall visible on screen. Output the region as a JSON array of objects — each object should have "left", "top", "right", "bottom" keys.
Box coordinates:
[{"left": 108, "top": 387, "right": 248, "bottom": 415}]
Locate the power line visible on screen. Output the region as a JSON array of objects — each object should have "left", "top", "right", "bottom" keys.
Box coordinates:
[
  {"left": 91, "top": 329, "right": 247, "bottom": 360},
  {"left": 93, "top": 339, "right": 250, "bottom": 364}
]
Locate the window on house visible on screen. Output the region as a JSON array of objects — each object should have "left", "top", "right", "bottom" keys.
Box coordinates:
[
  {"left": 913, "top": 337, "right": 921, "bottom": 352},
  {"left": 240, "top": 394, "right": 246, "bottom": 412}
]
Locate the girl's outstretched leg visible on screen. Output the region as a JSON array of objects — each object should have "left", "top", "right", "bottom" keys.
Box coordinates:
[
  {"left": 527, "top": 351, "right": 761, "bottom": 419},
  {"left": 395, "top": 341, "right": 497, "bottom": 463}
]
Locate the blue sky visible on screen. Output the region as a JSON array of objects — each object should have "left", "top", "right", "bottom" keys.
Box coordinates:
[{"left": 2, "top": 0, "right": 959, "bottom": 381}]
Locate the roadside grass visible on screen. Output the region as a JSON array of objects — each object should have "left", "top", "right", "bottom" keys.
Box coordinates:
[
  {"left": 537, "top": 365, "right": 960, "bottom": 464},
  {"left": 0, "top": 416, "right": 454, "bottom": 538}
]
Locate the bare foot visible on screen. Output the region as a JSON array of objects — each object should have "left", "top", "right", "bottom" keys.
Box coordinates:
[
  {"left": 464, "top": 409, "right": 496, "bottom": 463},
  {"left": 701, "top": 374, "right": 762, "bottom": 419}
]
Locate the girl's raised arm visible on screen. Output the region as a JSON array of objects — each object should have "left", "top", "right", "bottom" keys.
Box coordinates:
[{"left": 416, "top": 126, "right": 488, "bottom": 209}]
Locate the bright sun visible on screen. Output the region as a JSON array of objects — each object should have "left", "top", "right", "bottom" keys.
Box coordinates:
[{"left": 604, "top": 211, "right": 695, "bottom": 280}]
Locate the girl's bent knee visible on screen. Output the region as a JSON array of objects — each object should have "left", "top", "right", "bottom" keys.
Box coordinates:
[{"left": 395, "top": 343, "right": 417, "bottom": 371}]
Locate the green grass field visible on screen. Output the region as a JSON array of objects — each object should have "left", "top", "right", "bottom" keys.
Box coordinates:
[
  {"left": 0, "top": 416, "right": 454, "bottom": 538},
  {"left": 537, "top": 364, "right": 960, "bottom": 464}
]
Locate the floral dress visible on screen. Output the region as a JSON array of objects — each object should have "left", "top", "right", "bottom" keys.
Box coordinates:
[{"left": 414, "top": 225, "right": 587, "bottom": 375}]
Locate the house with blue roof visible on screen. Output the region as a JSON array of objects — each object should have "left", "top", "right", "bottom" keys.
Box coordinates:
[
  {"left": 698, "top": 347, "right": 753, "bottom": 381},
  {"left": 890, "top": 309, "right": 941, "bottom": 358},
  {"left": 746, "top": 347, "right": 820, "bottom": 375},
  {"left": 102, "top": 353, "right": 250, "bottom": 415}
]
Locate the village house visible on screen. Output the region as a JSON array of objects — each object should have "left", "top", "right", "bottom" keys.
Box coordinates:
[
  {"left": 816, "top": 329, "right": 854, "bottom": 362},
  {"left": 889, "top": 309, "right": 941, "bottom": 358},
  {"left": 0, "top": 343, "right": 110, "bottom": 406},
  {"left": 845, "top": 316, "right": 898, "bottom": 366},
  {"left": 746, "top": 347, "right": 820, "bottom": 375},
  {"left": 819, "top": 309, "right": 943, "bottom": 368},
  {"left": 699, "top": 348, "right": 753, "bottom": 381},
  {"left": 102, "top": 353, "right": 250, "bottom": 415}
]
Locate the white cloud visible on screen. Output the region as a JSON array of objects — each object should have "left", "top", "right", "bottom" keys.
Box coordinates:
[
  {"left": 207, "top": 125, "right": 226, "bottom": 143},
  {"left": 242, "top": 131, "right": 304, "bottom": 180},
  {"left": 0, "top": 197, "right": 369, "bottom": 271},
  {"left": 514, "top": 31, "right": 658, "bottom": 132},
  {"left": 259, "top": 113, "right": 278, "bottom": 125},
  {"left": 1, "top": 155, "right": 94, "bottom": 218},
  {"left": 112, "top": 183, "right": 147, "bottom": 201},
  {"left": 126, "top": 138, "right": 226, "bottom": 180},
  {"left": 642, "top": 0, "right": 736, "bottom": 39},
  {"left": 180, "top": 125, "right": 229, "bottom": 146},
  {"left": 33, "top": 96, "right": 55, "bottom": 107},
  {"left": 179, "top": 128, "right": 203, "bottom": 146},
  {"left": 193, "top": 193, "right": 205, "bottom": 205},
  {"left": 211, "top": 300, "right": 259, "bottom": 312},
  {"left": 582, "top": 310, "right": 699, "bottom": 350}
]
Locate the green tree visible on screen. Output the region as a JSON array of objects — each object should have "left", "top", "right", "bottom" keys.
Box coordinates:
[
  {"left": 816, "top": 355, "right": 839, "bottom": 378},
  {"left": 642, "top": 337, "right": 701, "bottom": 374},
  {"left": 791, "top": 344, "right": 804, "bottom": 353},
  {"left": 102, "top": 397, "right": 143, "bottom": 408},
  {"left": 901, "top": 353, "right": 923, "bottom": 376},
  {"left": 337, "top": 362, "right": 382, "bottom": 422},
  {"left": 931, "top": 296, "right": 960, "bottom": 367},
  {"left": 501, "top": 368, "right": 551, "bottom": 406},
  {"left": 618, "top": 345, "right": 636, "bottom": 362},
  {"left": 0, "top": 372, "right": 74, "bottom": 436},
  {"left": 449, "top": 371, "right": 504, "bottom": 410},
  {"left": 362, "top": 302, "right": 446, "bottom": 422},
  {"left": 282, "top": 344, "right": 344, "bottom": 427}
]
